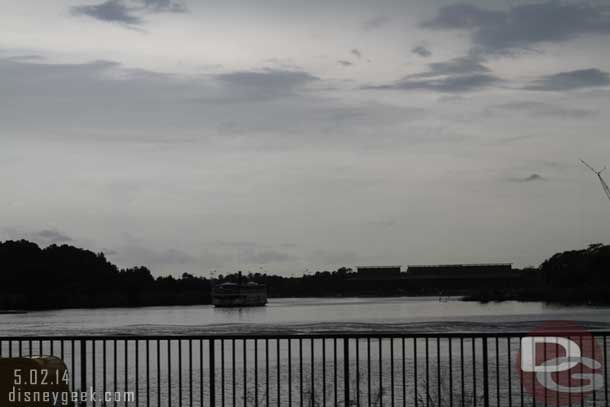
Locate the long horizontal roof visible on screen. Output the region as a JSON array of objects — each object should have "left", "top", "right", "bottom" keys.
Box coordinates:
[{"left": 407, "top": 263, "right": 512, "bottom": 268}]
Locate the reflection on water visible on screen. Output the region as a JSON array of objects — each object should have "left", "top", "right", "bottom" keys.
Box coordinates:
[{"left": 1, "top": 297, "right": 610, "bottom": 336}]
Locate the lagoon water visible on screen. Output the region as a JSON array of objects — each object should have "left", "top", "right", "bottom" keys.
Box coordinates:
[
  {"left": 1, "top": 298, "right": 609, "bottom": 406},
  {"left": 2, "top": 297, "right": 610, "bottom": 336}
]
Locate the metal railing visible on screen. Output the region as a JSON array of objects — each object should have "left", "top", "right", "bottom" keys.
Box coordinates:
[{"left": 0, "top": 332, "right": 608, "bottom": 406}]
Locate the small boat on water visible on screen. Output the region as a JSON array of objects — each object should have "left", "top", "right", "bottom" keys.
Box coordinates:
[{"left": 212, "top": 277, "right": 267, "bottom": 307}]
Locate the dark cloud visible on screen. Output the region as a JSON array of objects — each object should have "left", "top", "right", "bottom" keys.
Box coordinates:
[
  {"left": 489, "top": 101, "right": 598, "bottom": 118},
  {"left": 71, "top": 0, "right": 143, "bottom": 24},
  {"left": 71, "top": 0, "right": 186, "bottom": 25},
  {"left": 422, "top": 2, "right": 610, "bottom": 54},
  {"left": 525, "top": 68, "right": 610, "bottom": 91},
  {"left": 213, "top": 69, "right": 319, "bottom": 99},
  {"left": 351, "top": 49, "right": 362, "bottom": 58},
  {"left": 408, "top": 56, "right": 490, "bottom": 79},
  {"left": 362, "top": 15, "right": 391, "bottom": 30},
  {"left": 411, "top": 45, "right": 432, "bottom": 58},
  {"left": 366, "top": 55, "right": 500, "bottom": 93},
  {"left": 338, "top": 60, "right": 354, "bottom": 67},
  {"left": 509, "top": 174, "right": 546, "bottom": 183},
  {"left": 381, "top": 74, "right": 499, "bottom": 92}
]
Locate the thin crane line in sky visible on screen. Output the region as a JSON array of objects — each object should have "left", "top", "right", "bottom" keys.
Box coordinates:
[{"left": 580, "top": 159, "right": 610, "bottom": 202}]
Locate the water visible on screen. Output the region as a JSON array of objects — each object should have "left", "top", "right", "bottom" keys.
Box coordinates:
[
  {"left": 1, "top": 296, "right": 610, "bottom": 336},
  {"left": 1, "top": 298, "right": 609, "bottom": 406}
]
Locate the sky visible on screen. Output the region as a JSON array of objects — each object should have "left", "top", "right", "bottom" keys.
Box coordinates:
[{"left": 2, "top": 0, "right": 610, "bottom": 277}]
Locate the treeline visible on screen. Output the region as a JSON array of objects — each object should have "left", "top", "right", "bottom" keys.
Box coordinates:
[
  {"left": 0, "top": 240, "right": 211, "bottom": 310},
  {"left": 467, "top": 243, "right": 610, "bottom": 304},
  {"left": 1, "top": 239, "right": 610, "bottom": 310}
]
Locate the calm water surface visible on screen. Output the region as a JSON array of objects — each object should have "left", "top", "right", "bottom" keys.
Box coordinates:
[{"left": 2, "top": 297, "right": 609, "bottom": 336}]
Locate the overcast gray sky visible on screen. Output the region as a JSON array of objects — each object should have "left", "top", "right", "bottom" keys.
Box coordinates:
[{"left": 2, "top": 0, "right": 610, "bottom": 276}]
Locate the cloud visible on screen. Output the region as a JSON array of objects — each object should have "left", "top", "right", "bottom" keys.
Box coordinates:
[
  {"left": 366, "top": 55, "right": 500, "bottom": 93},
  {"left": 7, "top": 55, "right": 44, "bottom": 62},
  {"left": 412, "top": 45, "right": 432, "bottom": 58},
  {"left": 141, "top": 0, "right": 186, "bottom": 12},
  {"left": 71, "top": 0, "right": 143, "bottom": 24},
  {"left": 422, "top": 2, "right": 610, "bottom": 54},
  {"left": 509, "top": 174, "right": 546, "bottom": 183},
  {"left": 408, "top": 56, "right": 490, "bottom": 78},
  {"left": 0, "top": 55, "right": 423, "bottom": 149},
  {"left": 489, "top": 101, "right": 598, "bottom": 118},
  {"left": 362, "top": 15, "right": 391, "bottom": 30},
  {"left": 351, "top": 49, "right": 362, "bottom": 58},
  {"left": 71, "top": 0, "right": 186, "bottom": 25},
  {"left": 338, "top": 60, "right": 354, "bottom": 67},
  {"left": 213, "top": 69, "right": 319, "bottom": 99},
  {"left": 525, "top": 68, "right": 610, "bottom": 91}
]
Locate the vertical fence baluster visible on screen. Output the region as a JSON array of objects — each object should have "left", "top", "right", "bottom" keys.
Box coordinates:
[
  {"left": 168, "top": 340, "right": 172, "bottom": 407},
  {"left": 299, "top": 338, "right": 303, "bottom": 407},
  {"left": 472, "top": 338, "right": 477, "bottom": 407},
  {"left": 265, "top": 339, "right": 269, "bottom": 407},
  {"left": 436, "top": 337, "right": 441, "bottom": 407},
  {"left": 311, "top": 338, "right": 315, "bottom": 406},
  {"left": 255, "top": 339, "right": 259, "bottom": 407},
  {"left": 391, "top": 338, "right": 395, "bottom": 407},
  {"left": 482, "top": 337, "right": 489, "bottom": 407},
  {"left": 402, "top": 338, "right": 406, "bottom": 407},
  {"left": 179, "top": 340, "right": 182, "bottom": 407},
  {"left": 135, "top": 340, "right": 139, "bottom": 407},
  {"left": 322, "top": 338, "right": 326, "bottom": 407},
  {"left": 414, "top": 337, "right": 418, "bottom": 407},
  {"left": 425, "top": 337, "right": 429, "bottom": 407},
  {"left": 146, "top": 340, "right": 150, "bottom": 407},
  {"left": 93, "top": 340, "right": 96, "bottom": 407},
  {"left": 81, "top": 339, "right": 87, "bottom": 397},
  {"left": 495, "top": 336, "right": 500, "bottom": 407},
  {"left": 276, "top": 339, "right": 280, "bottom": 407},
  {"left": 288, "top": 339, "right": 292, "bottom": 407},
  {"left": 233, "top": 339, "right": 237, "bottom": 407},
  {"left": 335, "top": 338, "right": 339, "bottom": 407},
  {"left": 243, "top": 339, "right": 247, "bottom": 407},
  {"left": 460, "top": 338, "right": 464, "bottom": 407},
  {"left": 344, "top": 337, "right": 350, "bottom": 407},
  {"left": 125, "top": 340, "right": 129, "bottom": 407},
  {"left": 222, "top": 340, "right": 226, "bottom": 407},
  {"left": 113, "top": 340, "right": 117, "bottom": 407},
  {"left": 157, "top": 340, "right": 161, "bottom": 407},
  {"left": 357, "top": 338, "right": 360, "bottom": 407},
  {"left": 507, "top": 338, "right": 511, "bottom": 407},
  {"left": 449, "top": 338, "right": 453, "bottom": 407},
  {"left": 103, "top": 341, "right": 107, "bottom": 407},
  {"left": 209, "top": 340, "right": 215, "bottom": 407},
  {"left": 604, "top": 334, "right": 610, "bottom": 407}
]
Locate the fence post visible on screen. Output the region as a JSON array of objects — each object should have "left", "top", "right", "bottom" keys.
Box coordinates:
[
  {"left": 80, "top": 339, "right": 87, "bottom": 406},
  {"left": 482, "top": 337, "right": 490, "bottom": 407},
  {"left": 343, "top": 337, "right": 350, "bottom": 406},
  {"left": 209, "top": 339, "right": 215, "bottom": 407}
]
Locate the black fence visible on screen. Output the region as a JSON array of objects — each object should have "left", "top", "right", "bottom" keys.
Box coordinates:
[{"left": 0, "top": 332, "right": 608, "bottom": 406}]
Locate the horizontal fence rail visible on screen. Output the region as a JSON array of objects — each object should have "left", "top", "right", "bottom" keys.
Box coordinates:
[{"left": 0, "top": 332, "right": 608, "bottom": 406}]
